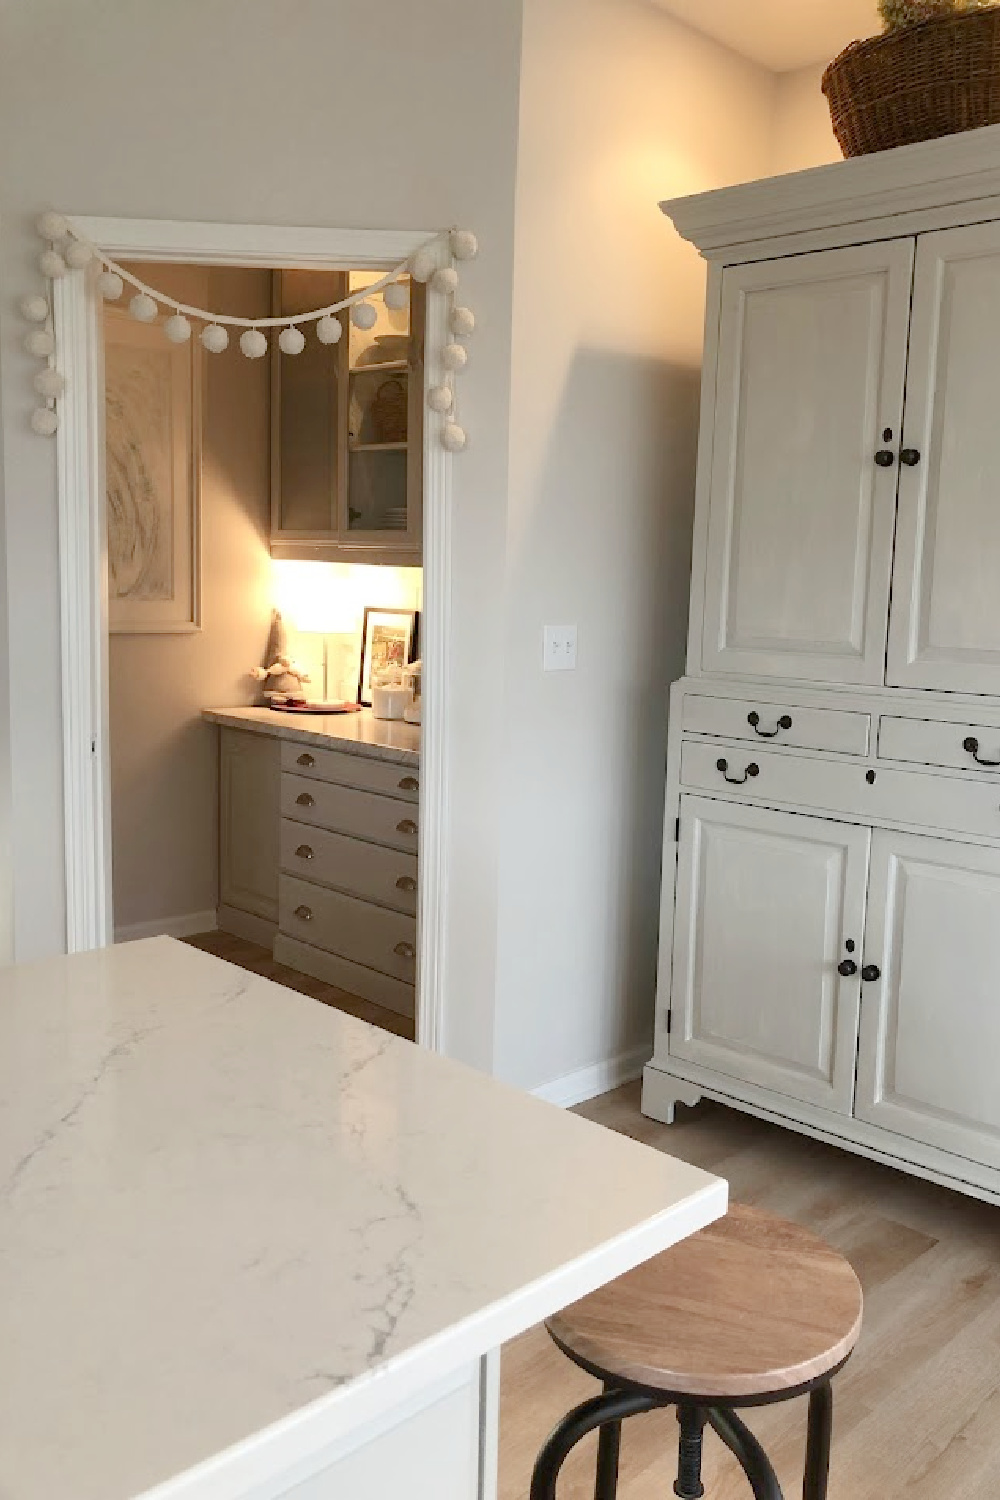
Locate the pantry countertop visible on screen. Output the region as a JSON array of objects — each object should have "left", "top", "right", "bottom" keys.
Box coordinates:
[{"left": 203, "top": 705, "right": 419, "bottom": 767}]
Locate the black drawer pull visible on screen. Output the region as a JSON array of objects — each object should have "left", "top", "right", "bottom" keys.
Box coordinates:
[
  {"left": 398, "top": 775, "right": 419, "bottom": 792},
  {"left": 963, "top": 736, "right": 1000, "bottom": 768},
  {"left": 747, "top": 711, "right": 792, "bottom": 739},
  {"left": 716, "top": 758, "right": 759, "bottom": 786},
  {"left": 395, "top": 875, "right": 417, "bottom": 892},
  {"left": 396, "top": 818, "right": 418, "bottom": 836},
  {"left": 297, "top": 752, "right": 315, "bottom": 767},
  {"left": 899, "top": 448, "right": 921, "bottom": 467},
  {"left": 295, "top": 791, "right": 315, "bottom": 807},
  {"left": 874, "top": 449, "right": 895, "bottom": 468},
  {"left": 838, "top": 959, "right": 858, "bottom": 977},
  {"left": 295, "top": 844, "right": 314, "bottom": 860},
  {"left": 862, "top": 964, "right": 881, "bottom": 983}
]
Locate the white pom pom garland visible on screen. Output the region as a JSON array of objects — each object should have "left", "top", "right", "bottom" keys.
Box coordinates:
[
  {"left": 96, "top": 270, "right": 124, "bottom": 301},
  {"left": 25, "top": 329, "right": 55, "bottom": 358},
  {"left": 240, "top": 328, "right": 268, "bottom": 359},
  {"left": 316, "top": 314, "right": 343, "bottom": 345},
  {"left": 33, "top": 367, "right": 65, "bottom": 399},
  {"left": 201, "top": 323, "right": 229, "bottom": 353},
  {"left": 351, "top": 301, "right": 377, "bottom": 330},
  {"left": 39, "top": 249, "right": 67, "bottom": 280},
  {"left": 36, "top": 211, "right": 68, "bottom": 242},
  {"left": 450, "top": 305, "right": 475, "bottom": 337},
  {"left": 409, "top": 248, "right": 437, "bottom": 283},
  {"left": 31, "top": 406, "right": 59, "bottom": 436},
  {"left": 442, "top": 342, "right": 468, "bottom": 372},
  {"left": 441, "top": 422, "right": 467, "bottom": 453},
  {"left": 278, "top": 325, "right": 306, "bottom": 355},
  {"left": 450, "top": 229, "right": 479, "bottom": 261},
  {"left": 64, "top": 240, "right": 93, "bottom": 270},
  {"left": 129, "top": 293, "right": 158, "bottom": 323},
  {"left": 164, "top": 314, "right": 192, "bottom": 344},
  {"left": 383, "top": 282, "right": 409, "bottom": 311},
  {"left": 428, "top": 385, "right": 453, "bottom": 413},
  {"left": 431, "top": 266, "right": 459, "bottom": 296},
  {"left": 20, "top": 294, "right": 49, "bottom": 324}
]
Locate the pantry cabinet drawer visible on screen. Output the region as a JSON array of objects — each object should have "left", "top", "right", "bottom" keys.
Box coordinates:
[
  {"left": 879, "top": 715, "right": 1000, "bottom": 774},
  {"left": 682, "top": 694, "right": 869, "bottom": 755},
  {"left": 280, "top": 740, "right": 419, "bottom": 802},
  {"left": 281, "top": 773, "right": 419, "bottom": 852},
  {"left": 280, "top": 874, "right": 417, "bottom": 981},
  {"left": 680, "top": 738, "right": 1000, "bottom": 842},
  {"left": 280, "top": 819, "right": 418, "bottom": 914}
]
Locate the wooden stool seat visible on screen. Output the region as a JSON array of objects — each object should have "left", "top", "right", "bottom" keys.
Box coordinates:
[{"left": 547, "top": 1203, "right": 863, "bottom": 1402}]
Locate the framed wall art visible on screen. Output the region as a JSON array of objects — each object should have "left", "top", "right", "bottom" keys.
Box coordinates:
[{"left": 357, "top": 606, "right": 417, "bottom": 706}]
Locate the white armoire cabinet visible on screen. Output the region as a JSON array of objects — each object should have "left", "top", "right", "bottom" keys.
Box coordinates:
[{"left": 642, "top": 127, "right": 1000, "bottom": 1205}]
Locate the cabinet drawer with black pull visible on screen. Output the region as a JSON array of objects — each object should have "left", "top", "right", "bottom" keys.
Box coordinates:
[{"left": 682, "top": 693, "right": 869, "bottom": 756}]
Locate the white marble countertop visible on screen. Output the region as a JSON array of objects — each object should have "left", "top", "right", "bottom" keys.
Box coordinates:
[
  {"left": 0, "top": 938, "right": 725, "bottom": 1500},
  {"left": 203, "top": 705, "right": 420, "bottom": 767}
]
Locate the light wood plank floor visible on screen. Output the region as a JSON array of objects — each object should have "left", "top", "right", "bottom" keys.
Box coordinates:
[
  {"left": 182, "top": 931, "right": 415, "bottom": 1040},
  {"left": 500, "top": 1084, "right": 1000, "bottom": 1500}
]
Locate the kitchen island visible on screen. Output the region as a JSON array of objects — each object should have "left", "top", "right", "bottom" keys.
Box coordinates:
[{"left": 0, "top": 938, "right": 726, "bottom": 1500}]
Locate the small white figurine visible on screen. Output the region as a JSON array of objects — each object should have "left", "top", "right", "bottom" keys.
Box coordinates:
[{"left": 249, "top": 610, "right": 311, "bottom": 704}]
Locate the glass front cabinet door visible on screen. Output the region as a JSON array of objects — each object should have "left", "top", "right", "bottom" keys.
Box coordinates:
[{"left": 270, "top": 268, "right": 424, "bottom": 564}]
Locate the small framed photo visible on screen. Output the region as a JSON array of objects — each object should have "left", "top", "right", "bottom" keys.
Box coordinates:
[{"left": 357, "top": 606, "right": 417, "bottom": 706}]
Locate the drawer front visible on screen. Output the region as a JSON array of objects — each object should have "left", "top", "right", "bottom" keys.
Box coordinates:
[
  {"left": 682, "top": 694, "right": 870, "bottom": 756},
  {"left": 281, "top": 773, "right": 419, "bottom": 852},
  {"left": 280, "top": 819, "right": 418, "bottom": 914},
  {"left": 280, "top": 740, "right": 419, "bottom": 801},
  {"left": 879, "top": 715, "right": 1000, "bottom": 774},
  {"left": 680, "top": 739, "right": 1000, "bottom": 842},
  {"left": 280, "top": 874, "right": 417, "bottom": 981}
]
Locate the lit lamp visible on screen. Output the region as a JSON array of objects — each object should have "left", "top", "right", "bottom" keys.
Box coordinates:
[{"left": 271, "top": 561, "right": 361, "bottom": 702}]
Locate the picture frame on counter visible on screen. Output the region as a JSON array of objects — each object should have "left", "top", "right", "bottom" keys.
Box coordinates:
[{"left": 357, "top": 606, "right": 417, "bottom": 706}]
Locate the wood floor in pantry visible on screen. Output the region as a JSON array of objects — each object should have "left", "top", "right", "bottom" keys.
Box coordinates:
[{"left": 499, "top": 1084, "right": 1000, "bottom": 1500}]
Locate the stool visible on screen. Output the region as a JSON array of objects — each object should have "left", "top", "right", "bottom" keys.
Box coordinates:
[{"left": 530, "top": 1204, "right": 862, "bottom": 1500}]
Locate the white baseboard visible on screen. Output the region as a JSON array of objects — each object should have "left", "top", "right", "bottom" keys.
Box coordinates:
[
  {"left": 532, "top": 1046, "right": 651, "bottom": 1110},
  {"left": 114, "top": 909, "right": 218, "bottom": 944}
]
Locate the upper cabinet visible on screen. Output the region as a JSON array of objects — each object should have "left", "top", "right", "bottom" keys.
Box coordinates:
[
  {"left": 700, "top": 242, "right": 913, "bottom": 686},
  {"left": 270, "top": 269, "right": 425, "bottom": 566}
]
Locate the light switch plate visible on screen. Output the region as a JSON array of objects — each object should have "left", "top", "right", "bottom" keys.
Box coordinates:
[{"left": 543, "top": 625, "right": 577, "bottom": 672}]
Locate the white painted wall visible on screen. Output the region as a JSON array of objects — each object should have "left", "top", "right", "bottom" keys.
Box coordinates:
[
  {"left": 0, "top": 0, "right": 521, "bottom": 1073},
  {"left": 494, "top": 0, "right": 777, "bottom": 1094},
  {"left": 771, "top": 64, "right": 841, "bottom": 176}
]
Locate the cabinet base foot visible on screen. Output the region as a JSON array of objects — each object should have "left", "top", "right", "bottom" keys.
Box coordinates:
[{"left": 641, "top": 1066, "right": 703, "bottom": 1125}]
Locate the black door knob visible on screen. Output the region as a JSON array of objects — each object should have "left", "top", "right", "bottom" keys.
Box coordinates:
[
  {"left": 874, "top": 450, "right": 896, "bottom": 468},
  {"left": 838, "top": 959, "right": 858, "bottom": 977},
  {"left": 862, "top": 964, "right": 881, "bottom": 983},
  {"left": 900, "top": 448, "right": 921, "bottom": 467}
]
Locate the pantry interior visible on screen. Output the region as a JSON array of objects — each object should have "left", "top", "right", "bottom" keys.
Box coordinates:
[{"left": 106, "top": 259, "right": 425, "bottom": 1039}]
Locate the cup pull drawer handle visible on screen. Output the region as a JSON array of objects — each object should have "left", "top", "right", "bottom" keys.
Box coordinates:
[
  {"left": 396, "top": 818, "right": 418, "bottom": 835},
  {"left": 295, "top": 844, "right": 314, "bottom": 860},
  {"left": 398, "top": 775, "right": 419, "bottom": 792},
  {"left": 716, "top": 758, "right": 759, "bottom": 786},
  {"left": 963, "top": 736, "right": 1000, "bottom": 767},
  {"left": 394, "top": 941, "right": 416, "bottom": 959},
  {"left": 297, "top": 753, "right": 316, "bottom": 767},
  {"left": 395, "top": 875, "right": 417, "bottom": 892},
  {"left": 294, "top": 905, "right": 312, "bottom": 922},
  {"left": 296, "top": 792, "right": 315, "bottom": 807},
  {"left": 747, "top": 711, "right": 792, "bottom": 739}
]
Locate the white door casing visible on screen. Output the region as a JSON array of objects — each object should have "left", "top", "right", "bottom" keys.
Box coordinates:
[
  {"left": 701, "top": 241, "right": 914, "bottom": 685},
  {"left": 670, "top": 795, "right": 869, "bottom": 1114}
]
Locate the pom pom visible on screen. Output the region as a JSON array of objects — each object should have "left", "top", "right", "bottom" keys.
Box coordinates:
[
  {"left": 409, "top": 247, "right": 437, "bottom": 283},
  {"left": 428, "top": 384, "right": 453, "bottom": 413},
  {"left": 240, "top": 328, "right": 267, "bottom": 359},
  {"left": 96, "top": 270, "right": 124, "bottom": 301},
  {"left": 383, "top": 281, "right": 409, "bottom": 311},
  {"left": 351, "top": 300, "right": 377, "bottom": 330},
  {"left": 24, "top": 329, "right": 55, "bottom": 358},
  {"left": 33, "top": 367, "right": 65, "bottom": 399},
  {"left": 441, "top": 422, "right": 467, "bottom": 453},
  {"left": 431, "top": 266, "right": 459, "bottom": 296},
  {"left": 129, "top": 293, "right": 158, "bottom": 323},
  {"left": 442, "top": 342, "right": 468, "bottom": 372},
  {"left": 450, "top": 305, "right": 475, "bottom": 337},
  {"left": 64, "top": 240, "right": 93, "bottom": 270},
  {"left": 20, "top": 294, "right": 49, "bottom": 324},
  {"left": 201, "top": 323, "right": 229, "bottom": 353},
  {"left": 316, "top": 314, "right": 343, "bottom": 345},
  {"left": 278, "top": 325, "right": 305, "bottom": 355},
  {"left": 164, "top": 314, "right": 192, "bottom": 344},
  {"left": 31, "top": 406, "right": 58, "bottom": 436},
  {"left": 36, "top": 211, "right": 68, "bottom": 242},
  {"left": 450, "top": 229, "right": 479, "bottom": 261},
  {"left": 39, "top": 249, "right": 67, "bottom": 280}
]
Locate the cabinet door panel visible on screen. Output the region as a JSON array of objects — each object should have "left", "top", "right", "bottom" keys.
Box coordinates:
[
  {"left": 219, "top": 729, "right": 279, "bottom": 920},
  {"left": 856, "top": 831, "right": 1000, "bottom": 1169},
  {"left": 702, "top": 242, "right": 913, "bottom": 684},
  {"left": 888, "top": 223, "right": 1000, "bottom": 694},
  {"left": 671, "top": 796, "right": 869, "bottom": 1113}
]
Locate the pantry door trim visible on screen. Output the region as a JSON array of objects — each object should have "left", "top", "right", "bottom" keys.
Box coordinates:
[{"left": 53, "top": 216, "right": 452, "bottom": 1053}]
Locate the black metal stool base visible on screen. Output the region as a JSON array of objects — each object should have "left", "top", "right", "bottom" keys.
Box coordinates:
[{"left": 529, "top": 1379, "right": 835, "bottom": 1500}]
